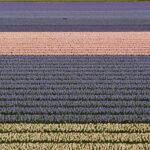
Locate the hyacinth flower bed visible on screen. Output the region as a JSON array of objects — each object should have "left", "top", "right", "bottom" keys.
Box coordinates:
[
  {"left": 0, "top": 2, "right": 150, "bottom": 31},
  {"left": 0, "top": 2, "right": 150, "bottom": 150}
]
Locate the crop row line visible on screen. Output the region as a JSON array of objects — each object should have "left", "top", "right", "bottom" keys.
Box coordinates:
[
  {"left": 1, "top": 131, "right": 150, "bottom": 134},
  {"left": 1, "top": 105, "right": 149, "bottom": 108},
  {"left": 1, "top": 99, "right": 149, "bottom": 101},
  {"left": 1, "top": 112, "right": 150, "bottom": 115},
  {"left": 0, "top": 90, "right": 150, "bottom": 96},
  {"left": 1, "top": 82, "right": 148, "bottom": 85},
  {"left": 0, "top": 141, "right": 149, "bottom": 144}
]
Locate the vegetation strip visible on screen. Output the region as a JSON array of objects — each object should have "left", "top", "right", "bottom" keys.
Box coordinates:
[
  {"left": 0, "top": 133, "right": 150, "bottom": 142},
  {"left": 0, "top": 123, "right": 149, "bottom": 132},
  {"left": 1, "top": 143, "right": 150, "bottom": 150}
]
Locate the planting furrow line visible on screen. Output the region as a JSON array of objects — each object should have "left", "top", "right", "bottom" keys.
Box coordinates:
[
  {"left": 0, "top": 107, "right": 150, "bottom": 114},
  {"left": 1, "top": 105, "right": 150, "bottom": 108},
  {"left": 0, "top": 97, "right": 149, "bottom": 101}
]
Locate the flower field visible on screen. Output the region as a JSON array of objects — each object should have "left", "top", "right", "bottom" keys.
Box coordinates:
[{"left": 0, "top": 2, "right": 150, "bottom": 150}]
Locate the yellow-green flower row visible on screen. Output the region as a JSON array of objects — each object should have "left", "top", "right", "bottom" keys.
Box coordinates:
[
  {"left": 0, "top": 143, "right": 150, "bottom": 150},
  {"left": 1, "top": 132, "right": 150, "bottom": 142},
  {"left": 0, "top": 123, "right": 149, "bottom": 133}
]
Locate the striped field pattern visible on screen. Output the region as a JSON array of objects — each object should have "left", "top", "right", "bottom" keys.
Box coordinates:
[
  {"left": 0, "top": 2, "right": 150, "bottom": 150},
  {"left": 0, "top": 55, "right": 150, "bottom": 123},
  {"left": 0, "top": 123, "right": 150, "bottom": 149}
]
